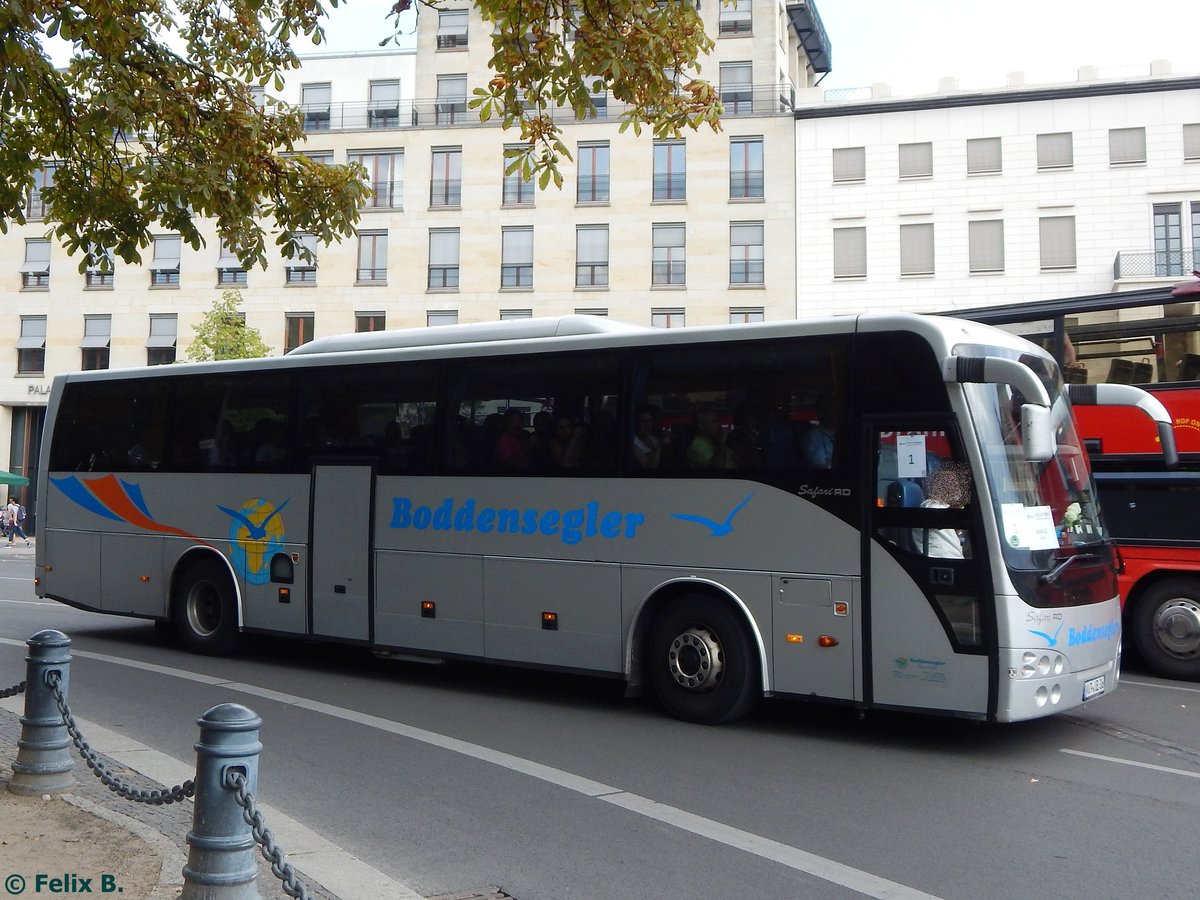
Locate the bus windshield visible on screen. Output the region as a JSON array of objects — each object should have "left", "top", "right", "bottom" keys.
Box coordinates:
[{"left": 966, "top": 355, "right": 1113, "bottom": 608}]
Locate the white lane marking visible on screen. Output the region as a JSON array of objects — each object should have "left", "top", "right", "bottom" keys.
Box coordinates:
[
  {"left": 0, "top": 597, "right": 52, "bottom": 604},
  {"left": 1060, "top": 748, "right": 1200, "bottom": 779},
  {"left": 1120, "top": 678, "right": 1200, "bottom": 694},
  {"left": 0, "top": 638, "right": 942, "bottom": 899}
]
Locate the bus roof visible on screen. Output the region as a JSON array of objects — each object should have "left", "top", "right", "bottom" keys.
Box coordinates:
[{"left": 288, "top": 315, "right": 649, "bottom": 356}]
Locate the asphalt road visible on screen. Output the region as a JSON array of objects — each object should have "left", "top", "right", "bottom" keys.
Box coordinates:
[{"left": 2, "top": 551, "right": 1197, "bottom": 900}]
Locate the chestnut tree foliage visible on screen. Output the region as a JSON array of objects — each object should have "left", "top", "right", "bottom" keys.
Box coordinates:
[{"left": 2, "top": 1, "right": 721, "bottom": 269}]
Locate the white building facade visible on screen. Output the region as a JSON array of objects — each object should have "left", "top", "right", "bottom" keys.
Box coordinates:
[
  {"left": 1, "top": 1, "right": 829, "bottom": 507},
  {"left": 794, "top": 65, "right": 1200, "bottom": 317}
]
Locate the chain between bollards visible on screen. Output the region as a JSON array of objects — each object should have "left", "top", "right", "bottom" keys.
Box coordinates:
[
  {"left": 0, "top": 680, "right": 25, "bottom": 698},
  {"left": 225, "top": 770, "right": 310, "bottom": 900},
  {"left": 45, "top": 670, "right": 196, "bottom": 804}
]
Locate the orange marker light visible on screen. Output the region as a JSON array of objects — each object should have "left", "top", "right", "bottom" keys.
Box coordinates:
[
  {"left": 818, "top": 635, "right": 840, "bottom": 648},
  {"left": 140, "top": 575, "right": 150, "bottom": 582},
  {"left": 785, "top": 634, "right": 804, "bottom": 644}
]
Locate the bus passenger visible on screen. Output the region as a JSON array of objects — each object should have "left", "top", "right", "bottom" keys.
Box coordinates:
[
  {"left": 549, "top": 415, "right": 585, "bottom": 468},
  {"left": 800, "top": 395, "right": 837, "bottom": 468},
  {"left": 494, "top": 409, "right": 531, "bottom": 468},
  {"left": 631, "top": 405, "right": 663, "bottom": 469},
  {"left": 687, "top": 410, "right": 735, "bottom": 469},
  {"left": 728, "top": 403, "right": 763, "bottom": 469},
  {"left": 913, "top": 467, "right": 971, "bottom": 559}
]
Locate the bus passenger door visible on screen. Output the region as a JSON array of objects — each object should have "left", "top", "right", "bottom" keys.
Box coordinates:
[
  {"left": 866, "top": 421, "right": 991, "bottom": 716},
  {"left": 310, "top": 465, "right": 373, "bottom": 641}
]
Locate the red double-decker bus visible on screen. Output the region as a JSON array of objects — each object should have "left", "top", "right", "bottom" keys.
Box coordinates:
[{"left": 950, "top": 274, "right": 1200, "bottom": 680}]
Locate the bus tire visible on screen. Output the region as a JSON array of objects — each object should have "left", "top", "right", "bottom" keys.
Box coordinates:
[
  {"left": 1130, "top": 578, "right": 1200, "bottom": 681},
  {"left": 647, "top": 594, "right": 760, "bottom": 725},
  {"left": 173, "top": 558, "right": 240, "bottom": 656}
]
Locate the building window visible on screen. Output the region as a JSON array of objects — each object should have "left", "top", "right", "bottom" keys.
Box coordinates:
[
  {"left": 285, "top": 234, "right": 318, "bottom": 285},
  {"left": 898, "top": 142, "right": 932, "bottom": 179},
  {"left": 653, "top": 140, "right": 686, "bottom": 201},
  {"left": 1037, "top": 132, "right": 1073, "bottom": 170},
  {"left": 350, "top": 150, "right": 404, "bottom": 209},
  {"left": 1193, "top": 202, "right": 1200, "bottom": 270},
  {"left": 730, "top": 136, "right": 764, "bottom": 199},
  {"left": 301, "top": 83, "right": 331, "bottom": 131},
  {"left": 427, "top": 310, "right": 459, "bottom": 326},
  {"left": 17, "top": 316, "right": 47, "bottom": 375},
  {"left": 966, "top": 137, "right": 1002, "bottom": 175},
  {"left": 356, "top": 312, "right": 386, "bottom": 332},
  {"left": 285, "top": 313, "right": 315, "bottom": 353},
  {"left": 146, "top": 314, "right": 177, "bottom": 365},
  {"left": 578, "top": 142, "right": 610, "bottom": 203},
  {"left": 652, "top": 224, "right": 686, "bottom": 286},
  {"left": 217, "top": 240, "right": 247, "bottom": 285},
  {"left": 729, "top": 222, "right": 764, "bottom": 285},
  {"left": 1039, "top": 216, "right": 1077, "bottom": 271},
  {"left": 900, "top": 223, "right": 935, "bottom": 276},
  {"left": 833, "top": 227, "right": 867, "bottom": 278},
  {"left": 436, "top": 9, "right": 468, "bottom": 49},
  {"left": 428, "top": 229, "right": 460, "bottom": 289},
  {"left": 587, "top": 82, "right": 608, "bottom": 120},
  {"left": 1185, "top": 124, "right": 1200, "bottom": 161},
  {"left": 368, "top": 79, "right": 401, "bottom": 128},
  {"left": 356, "top": 231, "right": 388, "bottom": 283},
  {"left": 20, "top": 239, "right": 50, "bottom": 289},
  {"left": 575, "top": 307, "right": 608, "bottom": 316},
  {"left": 730, "top": 307, "right": 764, "bottom": 324},
  {"left": 436, "top": 74, "right": 467, "bottom": 125},
  {"left": 719, "top": 0, "right": 752, "bottom": 34},
  {"left": 502, "top": 145, "right": 535, "bottom": 206},
  {"left": 575, "top": 225, "right": 609, "bottom": 288},
  {"left": 719, "top": 61, "right": 753, "bottom": 115},
  {"left": 832, "top": 147, "right": 865, "bottom": 183},
  {"left": 431, "top": 147, "right": 462, "bottom": 207},
  {"left": 1110, "top": 127, "right": 1147, "bottom": 165},
  {"left": 80, "top": 314, "right": 112, "bottom": 371},
  {"left": 150, "top": 234, "right": 181, "bottom": 286},
  {"left": 968, "top": 220, "right": 1005, "bottom": 274},
  {"left": 26, "top": 166, "right": 54, "bottom": 219},
  {"left": 501, "top": 226, "right": 534, "bottom": 288},
  {"left": 1153, "top": 203, "right": 1185, "bottom": 276},
  {"left": 85, "top": 246, "right": 114, "bottom": 288},
  {"left": 500, "top": 309, "right": 533, "bottom": 320},
  {"left": 652, "top": 308, "right": 685, "bottom": 328}
]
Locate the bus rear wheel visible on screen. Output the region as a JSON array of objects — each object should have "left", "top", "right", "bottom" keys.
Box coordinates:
[
  {"left": 1130, "top": 578, "right": 1200, "bottom": 681},
  {"left": 648, "top": 594, "right": 759, "bottom": 725},
  {"left": 173, "top": 558, "right": 240, "bottom": 656}
]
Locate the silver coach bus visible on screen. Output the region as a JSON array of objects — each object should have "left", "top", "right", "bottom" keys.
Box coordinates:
[{"left": 35, "top": 313, "right": 1166, "bottom": 724}]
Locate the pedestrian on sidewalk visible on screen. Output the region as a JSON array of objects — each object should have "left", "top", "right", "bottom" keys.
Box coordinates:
[{"left": 6, "top": 497, "right": 29, "bottom": 547}]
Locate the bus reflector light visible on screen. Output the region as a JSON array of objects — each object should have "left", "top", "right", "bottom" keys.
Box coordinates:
[
  {"left": 140, "top": 575, "right": 150, "bottom": 583},
  {"left": 833, "top": 601, "right": 849, "bottom": 616},
  {"left": 278, "top": 588, "right": 290, "bottom": 603},
  {"left": 33, "top": 577, "right": 40, "bottom": 587},
  {"left": 786, "top": 634, "right": 804, "bottom": 643},
  {"left": 542, "top": 611, "right": 558, "bottom": 630},
  {"left": 421, "top": 601, "right": 436, "bottom": 618},
  {"left": 291, "top": 553, "right": 300, "bottom": 563},
  {"left": 818, "top": 635, "right": 839, "bottom": 648}
]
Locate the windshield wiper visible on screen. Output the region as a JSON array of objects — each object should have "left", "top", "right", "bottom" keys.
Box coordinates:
[{"left": 1039, "top": 551, "right": 1102, "bottom": 584}]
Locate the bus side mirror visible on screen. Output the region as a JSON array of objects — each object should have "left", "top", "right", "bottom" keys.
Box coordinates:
[{"left": 1022, "top": 404, "right": 1054, "bottom": 462}]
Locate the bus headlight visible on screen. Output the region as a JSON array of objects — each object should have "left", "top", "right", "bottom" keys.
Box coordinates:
[{"left": 1022, "top": 652, "right": 1066, "bottom": 677}]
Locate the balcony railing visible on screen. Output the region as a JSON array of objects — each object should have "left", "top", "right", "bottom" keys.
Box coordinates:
[
  {"left": 293, "top": 83, "right": 795, "bottom": 134},
  {"left": 1114, "top": 249, "right": 1198, "bottom": 279}
]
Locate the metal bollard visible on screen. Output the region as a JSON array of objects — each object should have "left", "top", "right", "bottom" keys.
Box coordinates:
[
  {"left": 181, "top": 703, "right": 264, "bottom": 900},
  {"left": 8, "top": 629, "right": 74, "bottom": 795}
]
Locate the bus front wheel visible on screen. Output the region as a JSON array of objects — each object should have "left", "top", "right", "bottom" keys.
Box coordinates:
[
  {"left": 648, "top": 595, "right": 759, "bottom": 725},
  {"left": 1130, "top": 578, "right": 1200, "bottom": 681},
  {"left": 173, "top": 559, "right": 240, "bottom": 656}
]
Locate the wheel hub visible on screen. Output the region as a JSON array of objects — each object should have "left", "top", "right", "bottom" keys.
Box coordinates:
[
  {"left": 187, "top": 583, "right": 221, "bottom": 637},
  {"left": 667, "top": 627, "right": 724, "bottom": 692},
  {"left": 1153, "top": 598, "right": 1200, "bottom": 659}
]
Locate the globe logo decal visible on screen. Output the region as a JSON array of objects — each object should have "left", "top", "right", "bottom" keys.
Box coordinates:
[{"left": 218, "top": 498, "right": 289, "bottom": 585}]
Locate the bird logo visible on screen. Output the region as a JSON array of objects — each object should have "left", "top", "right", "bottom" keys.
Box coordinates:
[
  {"left": 219, "top": 498, "right": 290, "bottom": 585},
  {"left": 670, "top": 492, "right": 754, "bottom": 537},
  {"left": 1028, "top": 622, "right": 1063, "bottom": 648}
]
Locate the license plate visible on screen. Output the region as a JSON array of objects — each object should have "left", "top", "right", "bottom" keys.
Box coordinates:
[{"left": 1083, "top": 675, "right": 1106, "bottom": 701}]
